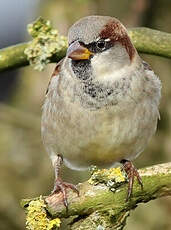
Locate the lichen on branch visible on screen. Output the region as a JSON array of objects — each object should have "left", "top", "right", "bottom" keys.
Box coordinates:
[
  {"left": 88, "top": 166, "right": 126, "bottom": 191},
  {"left": 24, "top": 17, "right": 67, "bottom": 71},
  {"left": 21, "top": 162, "right": 171, "bottom": 230},
  {"left": 21, "top": 196, "right": 61, "bottom": 230}
]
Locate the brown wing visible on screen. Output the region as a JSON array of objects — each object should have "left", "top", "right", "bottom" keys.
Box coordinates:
[{"left": 46, "top": 58, "right": 64, "bottom": 95}]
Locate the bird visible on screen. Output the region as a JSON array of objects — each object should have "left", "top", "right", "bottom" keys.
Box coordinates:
[{"left": 41, "top": 15, "right": 161, "bottom": 207}]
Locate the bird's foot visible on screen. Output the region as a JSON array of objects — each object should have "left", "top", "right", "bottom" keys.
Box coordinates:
[
  {"left": 51, "top": 177, "right": 79, "bottom": 209},
  {"left": 120, "top": 159, "right": 143, "bottom": 201}
]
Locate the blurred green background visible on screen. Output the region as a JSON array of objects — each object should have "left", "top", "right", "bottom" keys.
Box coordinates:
[{"left": 0, "top": 0, "right": 171, "bottom": 229}]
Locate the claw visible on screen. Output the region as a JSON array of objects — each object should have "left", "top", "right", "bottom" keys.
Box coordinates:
[
  {"left": 50, "top": 177, "right": 79, "bottom": 210},
  {"left": 50, "top": 154, "right": 79, "bottom": 210},
  {"left": 120, "top": 159, "right": 143, "bottom": 201}
]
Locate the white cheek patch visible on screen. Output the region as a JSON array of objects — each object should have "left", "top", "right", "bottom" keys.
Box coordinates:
[
  {"left": 91, "top": 48, "right": 138, "bottom": 82},
  {"left": 91, "top": 52, "right": 111, "bottom": 78},
  {"left": 91, "top": 49, "right": 123, "bottom": 81}
]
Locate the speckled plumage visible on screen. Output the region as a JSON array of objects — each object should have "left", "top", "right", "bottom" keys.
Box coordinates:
[{"left": 41, "top": 16, "right": 161, "bottom": 172}]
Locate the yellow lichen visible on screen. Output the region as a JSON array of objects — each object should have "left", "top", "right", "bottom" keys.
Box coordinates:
[
  {"left": 25, "top": 196, "right": 61, "bottom": 230},
  {"left": 24, "top": 17, "right": 67, "bottom": 71},
  {"left": 48, "top": 218, "right": 61, "bottom": 229},
  {"left": 88, "top": 167, "right": 126, "bottom": 191}
]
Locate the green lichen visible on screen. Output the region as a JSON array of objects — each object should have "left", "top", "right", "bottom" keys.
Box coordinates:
[
  {"left": 24, "top": 17, "right": 67, "bottom": 71},
  {"left": 88, "top": 167, "right": 126, "bottom": 192},
  {"left": 25, "top": 196, "right": 61, "bottom": 230},
  {"left": 71, "top": 209, "right": 129, "bottom": 230}
]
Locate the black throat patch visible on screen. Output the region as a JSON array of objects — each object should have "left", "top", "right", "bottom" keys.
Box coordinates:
[
  {"left": 70, "top": 58, "right": 132, "bottom": 109},
  {"left": 71, "top": 59, "right": 92, "bottom": 81},
  {"left": 71, "top": 59, "right": 115, "bottom": 102}
]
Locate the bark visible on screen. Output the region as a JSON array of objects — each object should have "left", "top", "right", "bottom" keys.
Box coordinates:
[
  {"left": 0, "top": 27, "right": 171, "bottom": 72},
  {"left": 21, "top": 162, "right": 171, "bottom": 230}
]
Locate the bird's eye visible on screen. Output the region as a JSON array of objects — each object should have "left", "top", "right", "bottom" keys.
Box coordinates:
[{"left": 96, "top": 39, "right": 106, "bottom": 50}]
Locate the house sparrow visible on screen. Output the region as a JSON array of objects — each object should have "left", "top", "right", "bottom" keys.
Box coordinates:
[{"left": 41, "top": 16, "right": 161, "bottom": 206}]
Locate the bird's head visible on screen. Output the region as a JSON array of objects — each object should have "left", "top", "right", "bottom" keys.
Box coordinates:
[{"left": 66, "top": 16, "right": 137, "bottom": 80}]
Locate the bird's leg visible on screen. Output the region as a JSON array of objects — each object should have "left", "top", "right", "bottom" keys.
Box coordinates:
[
  {"left": 120, "top": 159, "right": 143, "bottom": 201},
  {"left": 51, "top": 154, "right": 79, "bottom": 209}
]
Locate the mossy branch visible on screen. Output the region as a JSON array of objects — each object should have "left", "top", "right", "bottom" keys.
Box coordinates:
[
  {"left": 21, "top": 162, "right": 171, "bottom": 230},
  {"left": 128, "top": 27, "right": 171, "bottom": 58},
  {"left": 0, "top": 17, "right": 171, "bottom": 73},
  {"left": 0, "top": 43, "right": 29, "bottom": 72}
]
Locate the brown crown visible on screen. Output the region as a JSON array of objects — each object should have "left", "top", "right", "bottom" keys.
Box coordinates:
[{"left": 99, "top": 20, "right": 135, "bottom": 60}]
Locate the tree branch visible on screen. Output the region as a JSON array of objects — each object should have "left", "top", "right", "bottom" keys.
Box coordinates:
[
  {"left": 128, "top": 27, "right": 171, "bottom": 58},
  {"left": 21, "top": 162, "right": 171, "bottom": 230},
  {"left": 0, "top": 43, "right": 28, "bottom": 72},
  {"left": 0, "top": 27, "right": 171, "bottom": 73}
]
